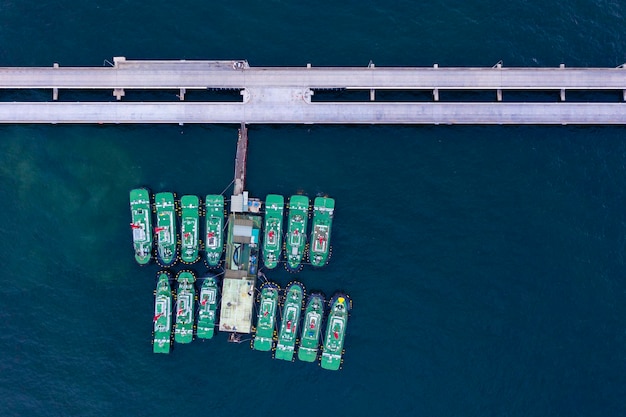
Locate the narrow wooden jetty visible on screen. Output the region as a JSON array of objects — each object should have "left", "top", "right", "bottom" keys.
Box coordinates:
[
  {"left": 233, "top": 123, "right": 247, "bottom": 196},
  {"left": 1, "top": 58, "right": 626, "bottom": 125}
]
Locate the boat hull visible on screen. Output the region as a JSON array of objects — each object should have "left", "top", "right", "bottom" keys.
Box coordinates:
[
  {"left": 180, "top": 195, "right": 200, "bottom": 264},
  {"left": 130, "top": 188, "right": 153, "bottom": 265},
  {"left": 155, "top": 192, "right": 178, "bottom": 267},
  {"left": 297, "top": 293, "right": 325, "bottom": 362},
  {"left": 205, "top": 194, "right": 224, "bottom": 268},
  {"left": 285, "top": 195, "right": 309, "bottom": 271},
  {"left": 309, "top": 197, "right": 334, "bottom": 267},
  {"left": 275, "top": 281, "right": 305, "bottom": 361},
  {"left": 153, "top": 272, "right": 173, "bottom": 354},
  {"left": 252, "top": 282, "right": 280, "bottom": 351},
  {"left": 174, "top": 271, "right": 196, "bottom": 343},
  {"left": 262, "top": 194, "right": 284, "bottom": 269},
  {"left": 320, "top": 294, "right": 351, "bottom": 370},
  {"left": 196, "top": 275, "right": 219, "bottom": 339}
]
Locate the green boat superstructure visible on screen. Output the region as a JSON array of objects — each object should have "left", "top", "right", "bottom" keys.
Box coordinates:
[
  {"left": 153, "top": 272, "right": 173, "bottom": 354},
  {"left": 174, "top": 271, "right": 196, "bottom": 343},
  {"left": 205, "top": 194, "right": 225, "bottom": 268},
  {"left": 309, "top": 197, "right": 335, "bottom": 267},
  {"left": 129, "top": 188, "right": 153, "bottom": 265},
  {"left": 297, "top": 292, "right": 325, "bottom": 362},
  {"left": 196, "top": 275, "right": 219, "bottom": 339},
  {"left": 155, "top": 192, "right": 177, "bottom": 266},
  {"left": 285, "top": 195, "right": 310, "bottom": 271},
  {"left": 252, "top": 282, "right": 280, "bottom": 351},
  {"left": 180, "top": 195, "right": 200, "bottom": 264},
  {"left": 274, "top": 281, "right": 305, "bottom": 361},
  {"left": 320, "top": 294, "right": 351, "bottom": 370},
  {"left": 262, "top": 194, "right": 284, "bottom": 269}
]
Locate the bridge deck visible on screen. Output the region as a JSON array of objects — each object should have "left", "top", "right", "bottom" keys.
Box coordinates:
[
  {"left": 0, "top": 58, "right": 625, "bottom": 90},
  {"left": 1, "top": 58, "right": 626, "bottom": 125},
  {"left": 1, "top": 101, "right": 625, "bottom": 125}
]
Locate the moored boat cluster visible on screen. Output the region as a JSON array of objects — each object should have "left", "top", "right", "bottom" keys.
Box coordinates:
[
  {"left": 129, "top": 189, "right": 225, "bottom": 268},
  {"left": 152, "top": 270, "right": 219, "bottom": 354},
  {"left": 262, "top": 194, "right": 336, "bottom": 271},
  {"left": 130, "top": 190, "right": 334, "bottom": 271},
  {"left": 131, "top": 188, "right": 351, "bottom": 370},
  {"left": 252, "top": 280, "right": 352, "bottom": 370}
]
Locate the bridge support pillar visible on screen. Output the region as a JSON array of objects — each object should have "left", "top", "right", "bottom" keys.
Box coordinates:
[
  {"left": 179, "top": 88, "right": 186, "bottom": 100},
  {"left": 496, "top": 62, "right": 502, "bottom": 101},
  {"left": 113, "top": 88, "right": 125, "bottom": 100},
  {"left": 433, "top": 64, "right": 439, "bottom": 101},
  {"left": 559, "top": 64, "right": 566, "bottom": 101},
  {"left": 623, "top": 89, "right": 626, "bottom": 102},
  {"left": 53, "top": 63, "right": 59, "bottom": 100},
  {"left": 368, "top": 61, "right": 375, "bottom": 101}
]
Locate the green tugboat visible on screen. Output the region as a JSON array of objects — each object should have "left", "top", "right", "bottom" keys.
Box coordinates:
[
  {"left": 309, "top": 197, "right": 335, "bottom": 267},
  {"left": 205, "top": 195, "right": 225, "bottom": 268},
  {"left": 321, "top": 294, "right": 351, "bottom": 370},
  {"left": 129, "top": 188, "right": 153, "bottom": 265},
  {"left": 285, "top": 195, "right": 309, "bottom": 271},
  {"left": 174, "top": 271, "right": 196, "bottom": 344},
  {"left": 275, "top": 281, "right": 305, "bottom": 361},
  {"left": 262, "top": 194, "right": 284, "bottom": 269},
  {"left": 297, "top": 292, "right": 325, "bottom": 362},
  {"left": 154, "top": 192, "right": 177, "bottom": 267},
  {"left": 180, "top": 195, "right": 200, "bottom": 264},
  {"left": 196, "top": 275, "right": 219, "bottom": 339},
  {"left": 152, "top": 271, "right": 173, "bottom": 354},
  {"left": 252, "top": 281, "right": 280, "bottom": 351}
]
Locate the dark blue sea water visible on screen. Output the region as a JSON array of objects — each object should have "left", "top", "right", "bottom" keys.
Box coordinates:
[{"left": 1, "top": 2, "right": 625, "bottom": 416}]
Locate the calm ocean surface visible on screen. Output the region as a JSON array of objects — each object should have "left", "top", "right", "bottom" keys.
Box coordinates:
[{"left": 1, "top": 1, "right": 625, "bottom": 416}]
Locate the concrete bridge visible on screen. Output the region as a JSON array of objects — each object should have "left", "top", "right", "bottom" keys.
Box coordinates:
[{"left": 1, "top": 57, "right": 625, "bottom": 125}]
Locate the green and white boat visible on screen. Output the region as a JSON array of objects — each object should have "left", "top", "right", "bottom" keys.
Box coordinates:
[
  {"left": 129, "top": 188, "right": 153, "bottom": 265},
  {"left": 152, "top": 271, "right": 173, "bottom": 354},
  {"left": 297, "top": 292, "right": 325, "bottom": 362},
  {"left": 252, "top": 281, "right": 280, "bottom": 351},
  {"left": 196, "top": 275, "right": 219, "bottom": 339},
  {"left": 309, "top": 197, "right": 335, "bottom": 267},
  {"left": 174, "top": 271, "right": 196, "bottom": 344},
  {"left": 321, "top": 294, "right": 351, "bottom": 371},
  {"left": 205, "top": 194, "right": 225, "bottom": 268},
  {"left": 154, "top": 192, "right": 177, "bottom": 267},
  {"left": 285, "top": 195, "right": 309, "bottom": 271},
  {"left": 262, "top": 194, "right": 284, "bottom": 269},
  {"left": 180, "top": 195, "right": 200, "bottom": 264},
  {"left": 274, "top": 281, "right": 305, "bottom": 361}
]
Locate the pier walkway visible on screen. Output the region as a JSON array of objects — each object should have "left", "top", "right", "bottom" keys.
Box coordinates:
[{"left": 1, "top": 58, "right": 626, "bottom": 125}]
